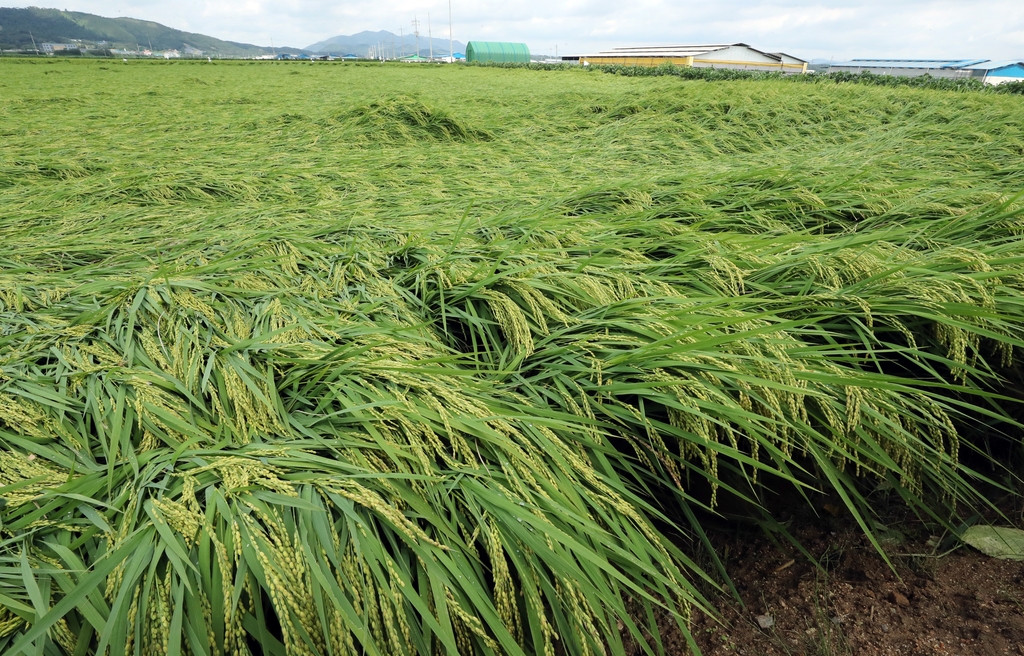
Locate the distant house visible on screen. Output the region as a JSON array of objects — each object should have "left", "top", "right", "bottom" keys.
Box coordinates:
[
  {"left": 162, "top": 50, "right": 181, "bottom": 59},
  {"left": 41, "top": 43, "right": 78, "bottom": 54},
  {"left": 828, "top": 59, "right": 1024, "bottom": 84},
  {"left": 577, "top": 44, "right": 807, "bottom": 73},
  {"left": 183, "top": 45, "right": 204, "bottom": 56}
]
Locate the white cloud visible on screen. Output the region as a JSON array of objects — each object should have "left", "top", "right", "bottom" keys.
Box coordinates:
[
  {"left": 5, "top": 0, "right": 1023, "bottom": 59},
  {"left": 589, "top": 20, "right": 618, "bottom": 37}
]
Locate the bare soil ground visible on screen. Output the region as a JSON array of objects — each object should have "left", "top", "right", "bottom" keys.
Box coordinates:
[{"left": 643, "top": 494, "right": 1024, "bottom": 656}]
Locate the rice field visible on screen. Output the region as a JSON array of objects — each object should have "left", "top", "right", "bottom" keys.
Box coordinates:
[{"left": 1, "top": 57, "right": 1023, "bottom": 655}]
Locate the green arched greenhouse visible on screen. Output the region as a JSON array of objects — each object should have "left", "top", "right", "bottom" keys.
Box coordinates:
[{"left": 465, "top": 41, "right": 531, "bottom": 64}]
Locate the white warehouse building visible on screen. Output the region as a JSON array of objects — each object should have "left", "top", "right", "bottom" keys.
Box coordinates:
[
  {"left": 575, "top": 44, "right": 807, "bottom": 74},
  {"left": 828, "top": 59, "right": 1024, "bottom": 85}
]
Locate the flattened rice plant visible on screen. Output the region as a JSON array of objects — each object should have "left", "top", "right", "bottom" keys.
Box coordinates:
[{"left": 0, "top": 59, "right": 1023, "bottom": 655}]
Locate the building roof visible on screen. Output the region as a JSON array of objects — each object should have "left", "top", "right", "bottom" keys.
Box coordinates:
[
  {"left": 603, "top": 44, "right": 734, "bottom": 56},
  {"left": 832, "top": 59, "right": 971, "bottom": 69},
  {"left": 831, "top": 58, "right": 1023, "bottom": 71},
  {"left": 961, "top": 60, "right": 1024, "bottom": 71},
  {"left": 579, "top": 43, "right": 807, "bottom": 64}
]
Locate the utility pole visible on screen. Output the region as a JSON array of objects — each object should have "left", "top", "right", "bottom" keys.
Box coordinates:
[
  {"left": 399, "top": 27, "right": 403, "bottom": 58},
  {"left": 29, "top": 29, "right": 38, "bottom": 55},
  {"left": 448, "top": 0, "right": 453, "bottom": 62},
  {"left": 412, "top": 17, "right": 420, "bottom": 58},
  {"left": 270, "top": 37, "right": 276, "bottom": 58},
  {"left": 428, "top": 13, "right": 433, "bottom": 61}
]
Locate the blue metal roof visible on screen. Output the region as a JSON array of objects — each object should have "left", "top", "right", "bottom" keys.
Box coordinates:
[
  {"left": 961, "top": 60, "right": 1024, "bottom": 70},
  {"left": 832, "top": 59, "right": 973, "bottom": 69},
  {"left": 832, "top": 58, "right": 1024, "bottom": 72},
  {"left": 939, "top": 59, "right": 987, "bottom": 68}
]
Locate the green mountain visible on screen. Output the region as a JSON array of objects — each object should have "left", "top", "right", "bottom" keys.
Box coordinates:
[
  {"left": 0, "top": 7, "right": 304, "bottom": 56},
  {"left": 306, "top": 30, "right": 465, "bottom": 57}
]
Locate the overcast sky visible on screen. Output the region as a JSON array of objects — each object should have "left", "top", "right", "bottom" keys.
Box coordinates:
[{"left": 8, "top": 1, "right": 1024, "bottom": 60}]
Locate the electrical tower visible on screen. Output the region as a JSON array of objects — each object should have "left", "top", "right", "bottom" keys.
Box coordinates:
[{"left": 412, "top": 17, "right": 420, "bottom": 59}]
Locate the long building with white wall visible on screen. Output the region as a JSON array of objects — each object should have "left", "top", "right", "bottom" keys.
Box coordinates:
[
  {"left": 574, "top": 44, "right": 807, "bottom": 74},
  {"left": 828, "top": 59, "right": 1024, "bottom": 85}
]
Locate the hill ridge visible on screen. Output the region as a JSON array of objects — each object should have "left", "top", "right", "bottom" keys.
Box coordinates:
[
  {"left": 0, "top": 7, "right": 306, "bottom": 56},
  {"left": 306, "top": 29, "right": 465, "bottom": 57}
]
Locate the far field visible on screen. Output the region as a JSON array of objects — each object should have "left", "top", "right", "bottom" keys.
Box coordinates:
[{"left": 1, "top": 58, "right": 1022, "bottom": 655}]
